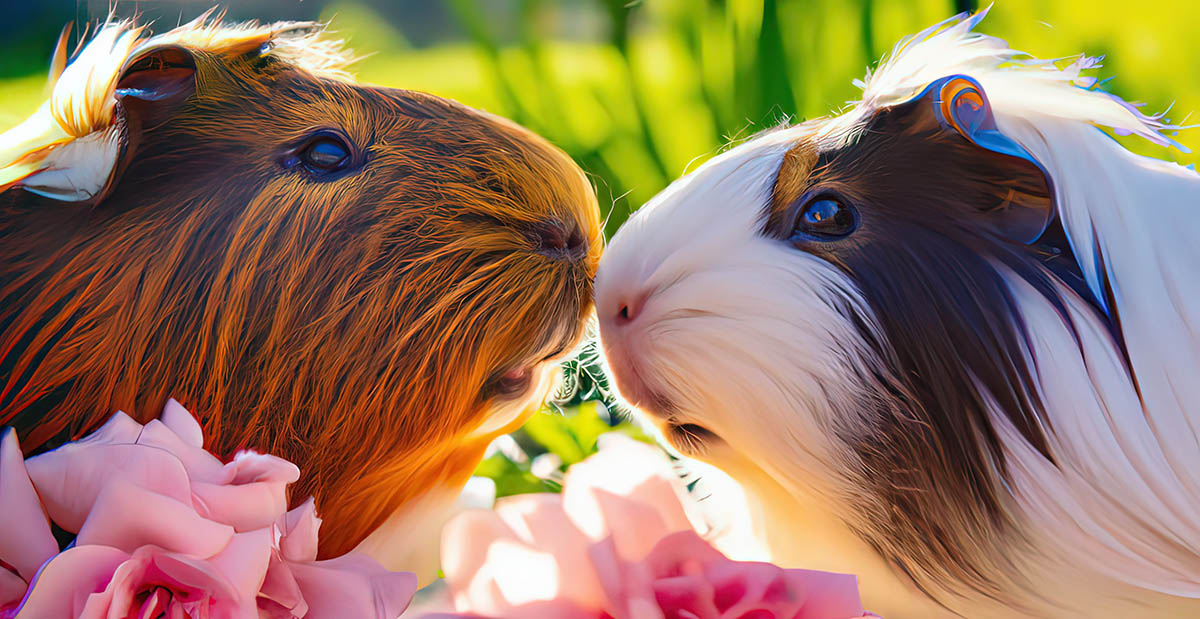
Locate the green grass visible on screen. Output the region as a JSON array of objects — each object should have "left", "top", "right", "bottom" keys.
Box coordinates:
[{"left": 0, "top": 74, "right": 50, "bottom": 129}]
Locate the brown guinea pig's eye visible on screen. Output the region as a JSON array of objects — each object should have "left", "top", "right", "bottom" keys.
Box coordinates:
[
  {"left": 302, "top": 138, "right": 349, "bottom": 170},
  {"left": 484, "top": 367, "right": 534, "bottom": 400},
  {"left": 281, "top": 132, "right": 357, "bottom": 179}
]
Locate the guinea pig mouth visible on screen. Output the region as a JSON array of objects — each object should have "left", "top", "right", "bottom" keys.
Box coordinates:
[{"left": 602, "top": 347, "right": 677, "bottom": 417}]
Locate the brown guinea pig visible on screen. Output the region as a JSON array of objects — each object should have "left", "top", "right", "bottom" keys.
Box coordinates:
[{"left": 0, "top": 16, "right": 600, "bottom": 567}]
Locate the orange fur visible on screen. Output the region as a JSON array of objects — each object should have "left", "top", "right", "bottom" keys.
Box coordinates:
[{"left": 0, "top": 21, "right": 600, "bottom": 558}]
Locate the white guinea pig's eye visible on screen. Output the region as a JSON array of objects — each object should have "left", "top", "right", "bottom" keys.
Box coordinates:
[{"left": 791, "top": 196, "right": 858, "bottom": 241}]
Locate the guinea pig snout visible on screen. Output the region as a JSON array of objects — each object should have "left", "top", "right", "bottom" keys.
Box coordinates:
[
  {"left": 596, "top": 272, "right": 671, "bottom": 413},
  {"left": 525, "top": 217, "right": 589, "bottom": 262}
]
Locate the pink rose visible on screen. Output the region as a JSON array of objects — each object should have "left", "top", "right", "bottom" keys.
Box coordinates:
[
  {"left": 23, "top": 400, "right": 299, "bottom": 535},
  {"left": 436, "top": 435, "right": 877, "bottom": 619},
  {"left": 12, "top": 535, "right": 266, "bottom": 618},
  {"left": 0, "top": 400, "right": 415, "bottom": 619},
  {"left": 0, "top": 428, "right": 58, "bottom": 615},
  {"left": 258, "top": 498, "right": 418, "bottom": 619}
]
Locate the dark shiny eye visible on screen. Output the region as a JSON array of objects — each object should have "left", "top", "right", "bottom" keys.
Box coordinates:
[
  {"left": 281, "top": 132, "right": 357, "bottom": 178},
  {"left": 792, "top": 197, "right": 857, "bottom": 241},
  {"left": 301, "top": 137, "right": 350, "bottom": 172}
]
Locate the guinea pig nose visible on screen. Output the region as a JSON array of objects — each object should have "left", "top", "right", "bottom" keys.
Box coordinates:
[
  {"left": 529, "top": 218, "right": 587, "bottom": 261},
  {"left": 615, "top": 295, "right": 644, "bottom": 324}
]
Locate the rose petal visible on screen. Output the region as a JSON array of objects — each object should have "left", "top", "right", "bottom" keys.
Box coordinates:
[
  {"left": 642, "top": 530, "right": 727, "bottom": 575},
  {"left": 136, "top": 587, "right": 170, "bottom": 619},
  {"left": 562, "top": 437, "right": 693, "bottom": 553},
  {"left": 160, "top": 399, "right": 204, "bottom": 448},
  {"left": 780, "top": 568, "right": 869, "bottom": 619},
  {"left": 191, "top": 480, "right": 289, "bottom": 532},
  {"left": 75, "top": 479, "right": 234, "bottom": 557},
  {"left": 258, "top": 555, "right": 308, "bottom": 618},
  {"left": 0, "top": 567, "right": 28, "bottom": 612},
  {"left": 186, "top": 452, "right": 299, "bottom": 531},
  {"left": 25, "top": 443, "right": 193, "bottom": 533},
  {"left": 278, "top": 498, "right": 320, "bottom": 563},
  {"left": 587, "top": 488, "right": 688, "bottom": 563},
  {"left": 77, "top": 411, "right": 144, "bottom": 446},
  {"left": 441, "top": 508, "right": 537, "bottom": 614},
  {"left": 587, "top": 537, "right": 663, "bottom": 619},
  {"left": 438, "top": 437, "right": 875, "bottom": 619},
  {"left": 422, "top": 599, "right": 601, "bottom": 619},
  {"left": 13, "top": 545, "right": 128, "bottom": 619},
  {"left": 136, "top": 419, "right": 225, "bottom": 483},
  {"left": 288, "top": 553, "right": 416, "bottom": 619},
  {"left": 81, "top": 546, "right": 247, "bottom": 619},
  {"left": 222, "top": 451, "right": 300, "bottom": 486},
  {"left": 0, "top": 429, "right": 57, "bottom": 581},
  {"left": 204, "top": 529, "right": 273, "bottom": 608},
  {"left": 493, "top": 495, "right": 606, "bottom": 609}
]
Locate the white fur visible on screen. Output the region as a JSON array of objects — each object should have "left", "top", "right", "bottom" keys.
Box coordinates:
[{"left": 596, "top": 9, "right": 1200, "bottom": 617}]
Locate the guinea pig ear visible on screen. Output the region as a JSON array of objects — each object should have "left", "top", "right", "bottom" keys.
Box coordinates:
[
  {"left": 115, "top": 46, "right": 197, "bottom": 137},
  {"left": 0, "top": 29, "right": 199, "bottom": 203},
  {"left": 895, "top": 74, "right": 1055, "bottom": 244}
]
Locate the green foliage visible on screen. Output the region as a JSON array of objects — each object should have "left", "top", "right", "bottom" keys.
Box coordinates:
[
  {"left": 473, "top": 401, "right": 656, "bottom": 498},
  {"left": 473, "top": 451, "right": 556, "bottom": 496},
  {"left": 325, "top": 0, "right": 1200, "bottom": 238}
]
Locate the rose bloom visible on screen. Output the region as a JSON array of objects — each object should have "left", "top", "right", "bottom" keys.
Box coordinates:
[
  {"left": 0, "top": 400, "right": 415, "bottom": 619},
  {"left": 430, "top": 434, "right": 878, "bottom": 619}
]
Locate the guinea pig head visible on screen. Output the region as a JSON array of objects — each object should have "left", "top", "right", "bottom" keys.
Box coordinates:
[
  {"left": 0, "top": 19, "right": 600, "bottom": 560},
  {"left": 596, "top": 73, "right": 1065, "bottom": 595}
]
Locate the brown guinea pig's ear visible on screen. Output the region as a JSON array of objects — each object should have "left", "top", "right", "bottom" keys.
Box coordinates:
[
  {"left": 114, "top": 46, "right": 197, "bottom": 146},
  {"left": 79, "top": 45, "right": 199, "bottom": 204},
  {"left": 116, "top": 46, "right": 197, "bottom": 106},
  {"left": 886, "top": 75, "right": 1055, "bottom": 244}
]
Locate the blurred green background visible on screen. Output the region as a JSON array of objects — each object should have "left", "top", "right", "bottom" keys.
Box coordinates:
[{"left": 2, "top": 0, "right": 1197, "bottom": 493}]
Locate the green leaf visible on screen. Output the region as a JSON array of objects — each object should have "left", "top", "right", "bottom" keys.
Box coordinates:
[{"left": 474, "top": 453, "right": 557, "bottom": 497}]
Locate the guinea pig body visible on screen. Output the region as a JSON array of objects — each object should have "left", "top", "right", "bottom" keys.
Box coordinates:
[
  {"left": 0, "top": 16, "right": 600, "bottom": 573},
  {"left": 597, "top": 11, "right": 1200, "bottom": 618}
]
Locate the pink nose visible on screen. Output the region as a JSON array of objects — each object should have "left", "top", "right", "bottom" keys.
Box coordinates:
[
  {"left": 612, "top": 292, "right": 647, "bottom": 326},
  {"left": 616, "top": 302, "right": 636, "bottom": 324}
]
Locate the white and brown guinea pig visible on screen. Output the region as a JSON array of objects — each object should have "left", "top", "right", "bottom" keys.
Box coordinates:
[
  {"left": 0, "top": 15, "right": 600, "bottom": 578},
  {"left": 597, "top": 10, "right": 1200, "bottom": 618}
]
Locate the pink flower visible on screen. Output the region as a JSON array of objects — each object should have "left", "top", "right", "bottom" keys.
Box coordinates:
[
  {"left": 436, "top": 436, "right": 877, "bottom": 619},
  {"left": 23, "top": 400, "right": 299, "bottom": 535},
  {"left": 12, "top": 537, "right": 263, "bottom": 618},
  {"left": 258, "top": 498, "right": 418, "bottom": 619},
  {"left": 0, "top": 428, "right": 58, "bottom": 615},
  {"left": 0, "top": 400, "right": 415, "bottom": 619}
]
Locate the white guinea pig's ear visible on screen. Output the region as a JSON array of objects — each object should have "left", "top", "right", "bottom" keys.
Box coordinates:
[{"left": 891, "top": 74, "right": 1055, "bottom": 244}]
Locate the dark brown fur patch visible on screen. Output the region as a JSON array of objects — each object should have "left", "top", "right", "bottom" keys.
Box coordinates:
[{"left": 761, "top": 98, "right": 1104, "bottom": 602}]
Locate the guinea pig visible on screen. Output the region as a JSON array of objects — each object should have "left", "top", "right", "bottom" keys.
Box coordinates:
[
  {"left": 596, "top": 10, "right": 1200, "bottom": 618},
  {"left": 0, "top": 15, "right": 600, "bottom": 572}
]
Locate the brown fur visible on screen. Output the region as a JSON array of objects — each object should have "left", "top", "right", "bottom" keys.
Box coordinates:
[{"left": 0, "top": 29, "right": 600, "bottom": 557}]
